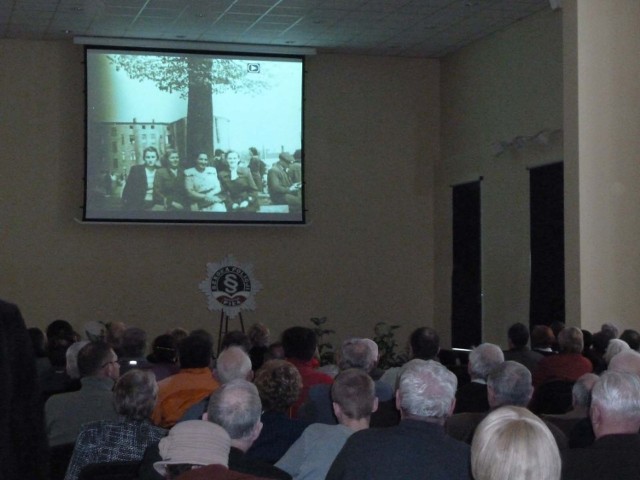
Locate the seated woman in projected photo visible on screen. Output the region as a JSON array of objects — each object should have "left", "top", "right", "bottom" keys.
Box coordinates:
[
  {"left": 184, "top": 152, "right": 226, "bottom": 212},
  {"left": 153, "top": 149, "right": 188, "bottom": 211},
  {"left": 217, "top": 150, "right": 260, "bottom": 212}
]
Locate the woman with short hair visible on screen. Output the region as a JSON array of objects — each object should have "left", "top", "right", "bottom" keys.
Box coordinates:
[{"left": 64, "top": 369, "right": 167, "bottom": 480}]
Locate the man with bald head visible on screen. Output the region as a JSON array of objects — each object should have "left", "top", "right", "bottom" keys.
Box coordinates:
[{"left": 563, "top": 371, "right": 640, "bottom": 479}]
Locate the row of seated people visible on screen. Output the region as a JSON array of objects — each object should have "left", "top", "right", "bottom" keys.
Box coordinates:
[
  {"left": 21, "top": 311, "right": 640, "bottom": 480},
  {"left": 119, "top": 148, "right": 301, "bottom": 213}
]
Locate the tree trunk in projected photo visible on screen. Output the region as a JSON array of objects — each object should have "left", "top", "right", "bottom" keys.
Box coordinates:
[{"left": 186, "top": 57, "right": 214, "bottom": 163}]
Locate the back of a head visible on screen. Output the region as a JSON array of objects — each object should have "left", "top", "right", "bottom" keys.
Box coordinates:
[
  {"left": 572, "top": 373, "right": 599, "bottom": 408},
  {"left": 608, "top": 349, "right": 640, "bottom": 376},
  {"left": 66, "top": 340, "right": 90, "bottom": 379},
  {"left": 220, "top": 330, "right": 251, "bottom": 352},
  {"left": 247, "top": 323, "right": 270, "bottom": 348},
  {"left": 28, "top": 328, "right": 47, "bottom": 357},
  {"left": 530, "top": 325, "right": 554, "bottom": 349},
  {"left": 601, "top": 323, "right": 619, "bottom": 339},
  {"left": 409, "top": 327, "right": 440, "bottom": 360},
  {"left": 281, "top": 326, "right": 317, "bottom": 361},
  {"left": 398, "top": 359, "right": 456, "bottom": 418},
  {"left": 151, "top": 334, "right": 178, "bottom": 363},
  {"left": 591, "top": 371, "right": 640, "bottom": 425},
  {"left": 114, "top": 369, "right": 158, "bottom": 420},
  {"left": 216, "top": 346, "right": 252, "bottom": 383},
  {"left": 48, "top": 332, "right": 76, "bottom": 367},
  {"left": 77, "top": 341, "right": 113, "bottom": 377},
  {"left": 558, "top": 327, "right": 583, "bottom": 354},
  {"left": 120, "top": 327, "right": 147, "bottom": 358},
  {"left": 339, "top": 338, "right": 376, "bottom": 373},
  {"left": 179, "top": 334, "right": 213, "bottom": 369},
  {"left": 253, "top": 359, "right": 302, "bottom": 412},
  {"left": 331, "top": 368, "right": 376, "bottom": 420},
  {"left": 469, "top": 343, "right": 504, "bottom": 381},
  {"left": 46, "top": 319, "right": 74, "bottom": 341},
  {"left": 619, "top": 329, "right": 640, "bottom": 351},
  {"left": 207, "top": 379, "right": 262, "bottom": 440},
  {"left": 603, "top": 338, "right": 630, "bottom": 364},
  {"left": 487, "top": 361, "right": 533, "bottom": 408},
  {"left": 471, "top": 406, "right": 561, "bottom": 480},
  {"left": 507, "top": 323, "right": 530, "bottom": 348},
  {"left": 155, "top": 420, "right": 231, "bottom": 477}
]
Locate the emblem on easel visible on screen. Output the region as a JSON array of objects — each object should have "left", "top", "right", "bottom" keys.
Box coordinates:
[{"left": 199, "top": 255, "right": 261, "bottom": 318}]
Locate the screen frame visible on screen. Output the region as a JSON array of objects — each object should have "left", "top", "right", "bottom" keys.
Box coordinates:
[{"left": 81, "top": 44, "right": 306, "bottom": 226}]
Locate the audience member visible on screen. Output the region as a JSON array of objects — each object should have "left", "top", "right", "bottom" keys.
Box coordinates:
[
  {"left": 471, "top": 406, "right": 561, "bottom": 480},
  {"left": 455, "top": 343, "right": 504, "bottom": 414},
  {"left": 28, "top": 326, "right": 51, "bottom": 377},
  {"left": 119, "top": 327, "right": 153, "bottom": 374},
  {"left": 65, "top": 369, "right": 167, "bottom": 480},
  {"left": 300, "top": 337, "right": 393, "bottom": 424},
  {"left": 587, "top": 330, "right": 612, "bottom": 374},
  {"left": 276, "top": 369, "right": 377, "bottom": 480},
  {"left": 152, "top": 334, "right": 220, "bottom": 428},
  {"left": 600, "top": 323, "right": 619, "bottom": 340},
  {"left": 619, "top": 329, "right": 640, "bottom": 351},
  {"left": 542, "top": 372, "right": 599, "bottom": 437},
  {"left": 379, "top": 326, "right": 440, "bottom": 389},
  {"left": 140, "top": 380, "right": 290, "bottom": 480},
  {"left": 153, "top": 420, "right": 262, "bottom": 480},
  {"left": 530, "top": 325, "right": 556, "bottom": 356},
  {"left": 603, "top": 338, "right": 630, "bottom": 365},
  {"left": 562, "top": 371, "right": 640, "bottom": 479},
  {"left": 46, "top": 341, "right": 120, "bottom": 446},
  {"left": 247, "top": 360, "right": 309, "bottom": 464},
  {"left": 39, "top": 330, "right": 78, "bottom": 399},
  {"left": 0, "top": 299, "right": 48, "bottom": 480},
  {"left": 326, "top": 359, "right": 469, "bottom": 480},
  {"left": 217, "top": 346, "right": 254, "bottom": 384},
  {"left": 65, "top": 340, "right": 90, "bottom": 380},
  {"left": 281, "top": 327, "right": 333, "bottom": 417},
  {"left": 503, "top": 322, "right": 543, "bottom": 372},
  {"left": 206, "top": 380, "right": 291, "bottom": 479},
  {"left": 608, "top": 349, "right": 640, "bottom": 376},
  {"left": 105, "top": 321, "right": 128, "bottom": 356},
  {"left": 533, "top": 327, "right": 592, "bottom": 387},
  {"left": 84, "top": 320, "right": 106, "bottom": 342},
  {"left": 46, "top": 319, "right": 75, "bottom": 342},
  {"left": 168, "top": 327, "right": 189, "bottom": 343},
  {"left": 147, "top": 334, "right": 180, "bottom": 381},
  {"left": 247, "top": 323, "right": 270, "bottom": 371},
  {"left": 447, "top": 361, "right": 567, "bottom": 449},
  {"left": 221, "top": 330, "right": 252, "bottom": 352}
]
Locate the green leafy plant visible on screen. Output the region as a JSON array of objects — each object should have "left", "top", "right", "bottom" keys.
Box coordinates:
[
  {"left": 309, "top": 316, "right": 336, "bottom": 366},
  {"left": 373, "top": 321, "right": 404, "bottom": 369}
]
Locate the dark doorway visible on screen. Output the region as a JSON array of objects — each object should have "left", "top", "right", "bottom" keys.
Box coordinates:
[
  {"left": 529, "top": 162, "right": 565, "bottom": 328},
  {"left": 451, "top": 180, "right": 482, "bottom": 348}
]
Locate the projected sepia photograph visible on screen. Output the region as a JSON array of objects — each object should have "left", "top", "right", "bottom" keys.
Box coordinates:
[{"left": 83, "top": 47, "right": 304, "bottom": 224}]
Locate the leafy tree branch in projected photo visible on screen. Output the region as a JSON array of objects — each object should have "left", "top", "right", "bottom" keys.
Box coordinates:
[{"left": 108, "top": 55, "right": 269, "bottom": 162}]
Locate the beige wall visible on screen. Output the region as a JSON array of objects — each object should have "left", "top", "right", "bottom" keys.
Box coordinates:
[
  {"left": 437, "top": 10, "right": 564, "bottom": 346},
  {"left": 0, "top": 40, "right": 439, "bottom": 348},
  {"left": 564, "top": 0, "right": 640, "bottom": 333}
]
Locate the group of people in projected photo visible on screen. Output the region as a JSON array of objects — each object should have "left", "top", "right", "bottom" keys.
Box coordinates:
[{"left": 117, "top": 147, "right": 302, "bottom": 214}]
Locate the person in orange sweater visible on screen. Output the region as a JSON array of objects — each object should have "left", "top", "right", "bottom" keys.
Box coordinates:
[{"left": 152, "top": 333, "right": 219, "bottom": 428}]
